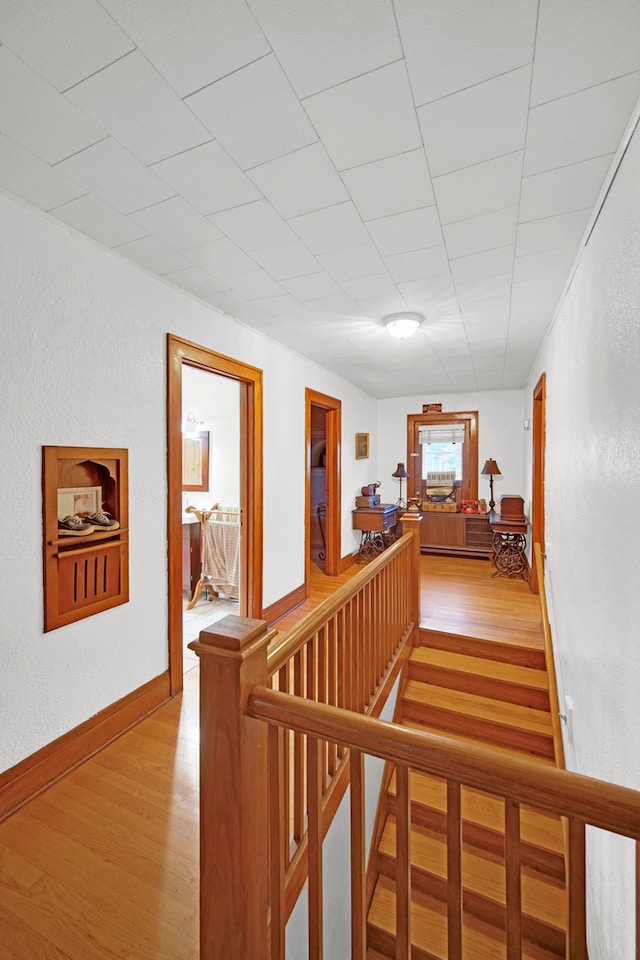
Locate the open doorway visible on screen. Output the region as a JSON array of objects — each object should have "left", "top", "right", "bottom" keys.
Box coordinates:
[
  {"left": 305, "top": 388, "right": 341, "bottom": 581},
  {"left": 167, "top": 334, "right": 263, "bottom": 695},
  {"left": 530, "top": 373, "right": 546, "bottom": 594}
]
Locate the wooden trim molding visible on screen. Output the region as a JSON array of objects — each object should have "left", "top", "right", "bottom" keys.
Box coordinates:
[
  {"left": 0, "top": 672, "right": 170, "bottom": 822},
  {"left": 262, "top": 583, "right": 306, "bottom": 625}
]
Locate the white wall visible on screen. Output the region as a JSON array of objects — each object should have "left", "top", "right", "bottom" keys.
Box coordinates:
[
  {"left": 0, "top": 192, "right": 376, "bottom": 772},
  {"left": 182, "top": 365, "right": 240, "bottom": 511},
  {"left": 376, "top": 390, "right": 526, "bottom": 508},
  {"left": 523, "top": 115, "right": 640, "bottom": 960}
]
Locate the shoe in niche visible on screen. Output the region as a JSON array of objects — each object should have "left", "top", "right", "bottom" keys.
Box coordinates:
[
  {"left": 58, "top": 515, "right": 94, "bottom": 536},
  {"left": 84, "top": 510, "right": 119, "bottom": 530}
]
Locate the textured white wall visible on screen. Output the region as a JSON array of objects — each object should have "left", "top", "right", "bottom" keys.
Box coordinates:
[
  {"left": 376, "top": 390, "right": 526, "bottom": 508},
  {"left": 182, "top": 365, "right": 240, "bottom": 510},
  {"left": 0, "top": 193, "right": 376, "bottom": 771},
  {"left": 524, "top": 116, "right": 640, "bottom": 960}
]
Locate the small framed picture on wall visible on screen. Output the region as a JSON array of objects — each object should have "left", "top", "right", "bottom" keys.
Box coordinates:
[{"left": 355, "top": 432, "right": 369, "bottom": 460}]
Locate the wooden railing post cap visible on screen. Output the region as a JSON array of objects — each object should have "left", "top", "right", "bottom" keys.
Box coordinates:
[{"left": 188, "top": 614, "right": 275, "bottom": 659}]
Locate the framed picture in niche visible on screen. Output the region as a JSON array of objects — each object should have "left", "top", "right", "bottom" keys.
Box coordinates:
[
  {"left": 183, "top": 431, "right": 209, "bottom": 490},
  {"left": 355, "top": 432, "right": 369, "bottom": 460}
]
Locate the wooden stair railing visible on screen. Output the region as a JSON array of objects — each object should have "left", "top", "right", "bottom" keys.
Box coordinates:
[
  {"left": 249, "top": 689, "right": 640, "bottom": 960},
  {"left": 188, "top": 517, "right": 422, "bottom": 960}
]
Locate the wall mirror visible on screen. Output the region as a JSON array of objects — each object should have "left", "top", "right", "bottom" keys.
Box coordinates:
[{"left": 182, "top": 431, "right": 209, "bottom": 491}]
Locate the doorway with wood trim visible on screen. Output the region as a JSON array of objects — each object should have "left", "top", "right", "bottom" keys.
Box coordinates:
[
  {"left": 530, "top": 373, "right": 546, "bottom": 594},
  {"left": 305, "top": 389, "right": 341, "bottom": 581},
  {"left": 167, "top": 334, "right": 264, "bottom": 696}
]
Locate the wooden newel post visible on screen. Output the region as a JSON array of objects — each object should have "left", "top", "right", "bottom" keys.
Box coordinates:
[
  {"left": 188, "top": 614, "right": 275, "bottom": 960},
  {"left": 400, "top": 512, "right": 423, "bottom": 643}
]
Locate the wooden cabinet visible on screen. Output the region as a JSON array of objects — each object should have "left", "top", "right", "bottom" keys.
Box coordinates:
[
  {"left": 42, "top": 446, "right": 129, "bottom": 632},
  {"left": 182, "top": 521, "right": 201, "bottom": 595},
  {"left": 420, "top": 512, "right": 492, "bottom": 558}
]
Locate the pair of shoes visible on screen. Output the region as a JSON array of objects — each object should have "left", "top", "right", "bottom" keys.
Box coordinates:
[
  {"left": 58, "top": 511, "right": 120, "bottom": 536},
  {"left": 58, "top": 515, "right": 94, "bottom": 536},
  {"left": 84, "top": 510, "right": 120, "bottom": 530}
]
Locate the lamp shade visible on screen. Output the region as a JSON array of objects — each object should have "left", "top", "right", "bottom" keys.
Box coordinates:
[
  {"left": 384, "top": 312, "right": 422, "bottom": 340},
  {"left": 391, "top": 462, "right": 409, "bottom": 479},
  {"left": 481, "top": 458, "right": 501, "bottom": 476}
]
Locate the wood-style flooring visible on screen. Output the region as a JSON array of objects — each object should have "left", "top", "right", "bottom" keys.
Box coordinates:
[{"left": 0, "top": 554, "right": 542, "bottom": 959}]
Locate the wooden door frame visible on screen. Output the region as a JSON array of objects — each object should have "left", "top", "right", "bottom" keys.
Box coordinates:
[
  {"left": 530, "top": 373, "right": 546, "bottom": 594},
  {"left": 167, "top": 334, "right": 263, "bottom": 695},
  {"left": 305, "top": 389, "right": 341, "bottom": 580}
]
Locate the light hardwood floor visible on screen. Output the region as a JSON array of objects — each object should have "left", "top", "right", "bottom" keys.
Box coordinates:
[{"left": 0, "top": 554, "right": 541, "bottom": 959}]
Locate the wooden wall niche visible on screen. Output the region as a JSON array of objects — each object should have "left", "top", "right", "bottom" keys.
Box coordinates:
[{"left": 42, "top": 446, "right": 129, "bottom": 632}]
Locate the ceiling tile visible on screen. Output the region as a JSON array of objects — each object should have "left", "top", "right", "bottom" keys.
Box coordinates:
[
  {"left": 454, "top": 274, "right": 512, "bottom": 305},
  {"left": 281, "top": 272, "right": 342, "bottom": 301},
  {"left": 245, "top": 0, "right": 402, "bottom": 98},
  {"left": 56, "top": 138, "right": 176, "bottom": 215},
  {"left": 317, "top": 243, "right": 387, "bottom": 282},
  {"left": 384, "top": 246, "right": 450, "bottom": 283},
  {"left": 113, "top": 236, "right": 193, "bottom": 275},
  {"left": 183, "top": 238, "right": 258, "bottom": 277},
  {"left": 433, "top": 152, "right": 523, "bottom": 225},
  {"left": 0, "top": 46, "right": 106, "bottom": 164},
  {"left": 98, "top": 0, "right": 271, "bottom": 97},
  {"left": 131, "top": 196, "right": 223, "bottom": 249},
  {"left": 531, "top": 0, "right": 640, "bottom": 106},
  {"left": 397, "top": 275, "right": 459, "bottom": 308},
  {"left": 250, "top": 240, "right": 322, "bottom": 280},
  {"left": 450, "top": 245, "right": 514, "bottom": 285},
  {"left": 460, "top": 295, "right": 511, "bottom": 323},
  {"left": 305, "top": 293, "right": 361, "bottom": 317},
  {"left": 513, "top": 246, "right": 578, "bottom": 283},
  {"left": 341, "top": 149, "right": 435, "bottom": 221},
  {"left": 511, "top": 274, "right": 566, "bottom": 303},
  {"left": 151, "top": 141, "right": 261, "bottom": 217},
  {"left": 0, "top": 0, "right": 134, "bottom": 91},
  {"left": 209, "top": 199, "right": 297, "bottom": 250},
  {"left": 65, "top": 50, "right": 210, "bottom": 165},
  {"left": 163, "top": 267, "right": 229, "bottom": 298},
  {"left": 419, "top": 67, "right": 531, "bottom": 177},
  {"left": 395, "top": 0, "right": 538, "bottom": 105},
  {"left": 524, "top": 73, "right": 640, "bottom": 176},
  {"left": 303, "top": 60, "right": 422, "bottom": 171},
  {"left": 51, "top": 194, "right": 148, "bottom": 247},
  {"left": 355, "top": 295, "right": 411, "bottom": 319},
  {"left": 251, "top": 294, "right": 306, "bottom": 316},
  {"left": 519, "top": 154, "right": 613, "bottom": 222},
  {"left": 443, "top": 207, "right": 518, "bottom": 260},
  {"left": 516, "top": 208, "right": 591, "bottom": 256},
  {"left": 226, "top": 269, "right": 285, "bottom": 300},
  {"left": 340, "top": 274, "right": 398, "bottom": 301},
  {"left": 202, "top": 290, "right": 274, "bottom": 325},
  {"left": 247, "top": 143, "right": 348, "bottom": 219},
  {"left": 367, "top": 206, "right": 443, "bottom": 256},
  {"left": 0, "top": 133, "right": 86, "bottom": 210},
  {"left": 289, "top": 202, "right": 370, "bottom": 254},
  {"left": 186, "top": 55, "right": 318, "bottom": 170}
]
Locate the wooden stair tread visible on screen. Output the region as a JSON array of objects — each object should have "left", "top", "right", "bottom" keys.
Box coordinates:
[
  {"left": 386, "top": 769, "right": 565, "bottom": 858},
  {"left": 368, "top": 875, "right": 564, "bottom": 960},
  {"left": 403, "top": 679, "right": 554, "bottom": 737},
  {"left": 418, "top": 628, "right": 546, "bottom": 669},
  {"left": 402, "top": 719, "right": 556, "bottom": 765},
  {"left": 379, "top": 817, "right": 566, "bottom": 931},
  {"left": 411, "top": 646, "right": 549, "bottom": 690}
]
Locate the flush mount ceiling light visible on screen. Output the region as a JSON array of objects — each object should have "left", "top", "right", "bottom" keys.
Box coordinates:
[{"left": 384, "top": 312, "right": 422, "bottom": 340}]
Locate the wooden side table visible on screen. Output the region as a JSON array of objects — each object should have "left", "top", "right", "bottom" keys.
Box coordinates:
[
  {"left": 490, "top": 515, "right": 529, "bottom": 580},
  {"left": 352, "top": 504, "right": 398, "bottom": 563}
]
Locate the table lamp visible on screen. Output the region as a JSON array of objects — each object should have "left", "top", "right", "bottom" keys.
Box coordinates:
[{"left": 480, "top": 458, "right": 501, "bottom": 512}]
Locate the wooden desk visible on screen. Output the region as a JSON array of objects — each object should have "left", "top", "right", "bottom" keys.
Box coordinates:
[{"left": 352, "top": 504, "right": 398, "bottom": 562}]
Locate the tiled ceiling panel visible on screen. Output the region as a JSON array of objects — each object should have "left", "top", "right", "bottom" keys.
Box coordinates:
[{"left": 0, "top": 1, "right": 638, "bottom": 397}]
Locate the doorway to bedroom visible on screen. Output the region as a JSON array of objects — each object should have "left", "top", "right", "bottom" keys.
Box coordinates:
[{"left": 167, "top": 334, "right": 264, "bottom": 696}]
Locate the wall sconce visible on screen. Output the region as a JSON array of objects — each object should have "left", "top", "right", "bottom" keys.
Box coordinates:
[
  {"left": 182, "top": 411, "right": 204, "bottom": 434},
  {"left": 391, "top": 462, "right": 410, "bottom": 508},
  {"left": 480, "top": 458, "right": 502, "bottom": 512},
  {"left": 384, "top": 312, "right": 422, "bottom": 340}
]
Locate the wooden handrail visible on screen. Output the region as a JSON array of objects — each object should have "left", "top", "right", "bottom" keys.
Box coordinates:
[
  {"left": 534, "top": 541, "right": 566, "bottom": 769},
  {"left": 249, "top": 687, "right": 640, "bottom": 839}
]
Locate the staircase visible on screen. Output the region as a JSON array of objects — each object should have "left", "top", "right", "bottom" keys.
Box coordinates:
[{"left": 366, "top": 626, "right": 566, "bottom": 959}]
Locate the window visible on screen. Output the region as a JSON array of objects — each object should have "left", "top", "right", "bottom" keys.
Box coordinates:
[{"left": 406, "top": 411, "right": 478, "bottom": 503}]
